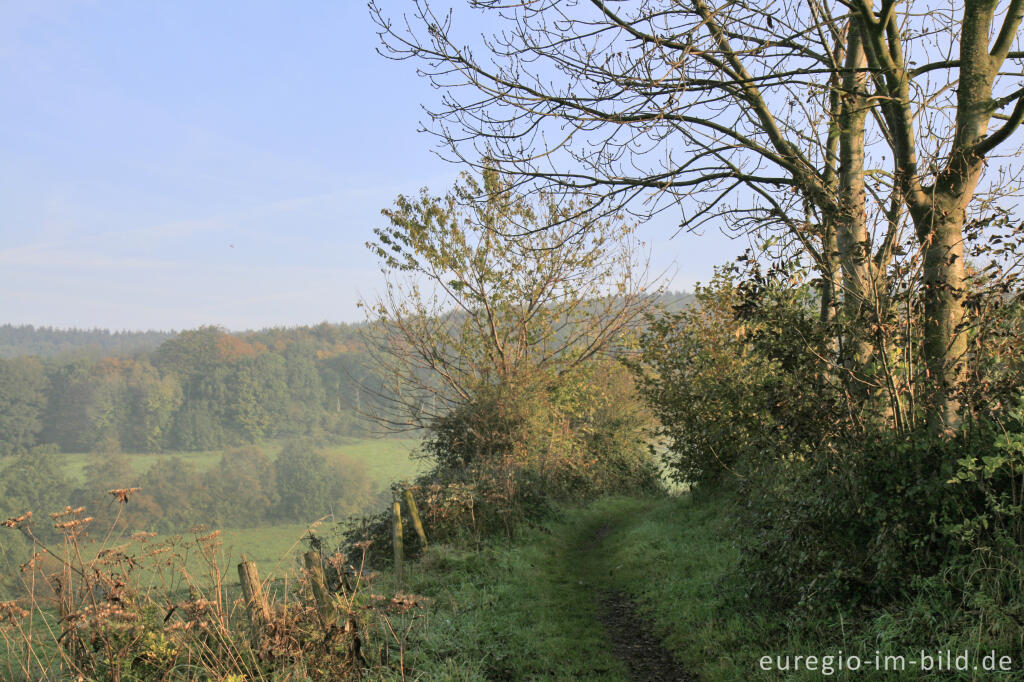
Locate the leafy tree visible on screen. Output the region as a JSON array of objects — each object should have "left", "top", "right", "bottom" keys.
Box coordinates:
[
  {"left": 0, "top": 446, "right": 72, "bottom": 538},
  {"left": 280, "top": 345, "right": 327, "bottom": 437},
  {"left": 41, "top": 358, "right": 96, "bottom": 452},
  {"left": 0, "top": 357, "right": 47, "bottom": 456},
  {"left": 228, "top": 353, "right": 288, "bottom": 442},
  {"left": 363, "top": 168, "right": 654, "bottom": 429},
  {"left": 206, "top": 446, "right": 277, "bottom": 527},
  {"left": 360, "top": 169, "right": 660, "bottom": 542},
  {"left": 375, "top": 0, "right": 1024, "bottom": 434},
  {"left": 85, "top": 359, "right": 131, "bottom": 452},
  {"left": 272, "top": 441, "right": 371, "bottom": 522},
  {"left": 170, "top": 401, "right": 226, "bottom": 451},
  {"left": 153, "top": 326, "right": 231, "bottom": 392},
  {"left": 136, "top": 458, "right": 212, "bottom": 532},
  {"left": 123, "top": 361, "right": 183, "bottom": 452},
  {"left": 73, "top": 453, "right": 140, "bottom": 528}
]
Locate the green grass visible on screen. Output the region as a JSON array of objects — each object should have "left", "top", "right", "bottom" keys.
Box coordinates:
[
  {"left": 6, "top": 490, "right": 1019, "bottom": 680},
  {"left": 60, "top": 449, "right": 225, "bottom": 482},
  {"left": 320, "top": 437, "right": 424, "bottom": 490},
  {"left": 0, "top": 521, "right": 326, "bottom": 680},
  {"left": 129, "top": 522, "right": 317, "bottom": 586},
  {"left": 56, "top": 436, "right": 425, "bottom": 492},
  {"left": 6, "top": 437, "right": 426, "bottom": 599},
  {"left": 351, "top": 494, "right": 753, "bottom": 680},
  {"left": 377, "top": 524, "right": 635, "bottom": 679}
]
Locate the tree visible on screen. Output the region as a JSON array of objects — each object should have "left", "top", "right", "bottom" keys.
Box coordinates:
[
  {"left": 124, "top": 361, "right": 183, "bottom": 452},
  {"left": 281, "top": 345, "right": 327, "bottom": 437},
  {"left": 272, "top": 441, "right": 370, "bottom": 521},
  {"left": 0, "top": 446, "right": 72, "bottom": 533},
  {"left": 137, "top": 458, "right": 212, "bottom": 532},
  {"left": 228, "top": 353, "right": 288, "bottom": 442},
  {"left": 0, "top": 357, "right": 48, "bottom": 456},
  {"left": 362, "top": 168, "right": 655, "bottom": 429},
  {"left": 207, "top": 446, "right": 277, "bottom": 527},
  {"left": 41, "top": 358, "right": 95, "bottom": 452},
  {"left": 361, "top": 169, "right": 660, "bottom": 520},
  {"left": 373, "top": 0, "right": 1024, "bottom": 434}
]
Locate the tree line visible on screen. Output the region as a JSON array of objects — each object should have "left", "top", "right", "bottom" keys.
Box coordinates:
[
  {"left": 0, "top": 440, "right": 376, "bottom": 597},
  {"left": 0, "top": 322, "right": 387, "bottom": 456},
  {"left": 0, "top": 324, "right": 174, "bottom": 359}
]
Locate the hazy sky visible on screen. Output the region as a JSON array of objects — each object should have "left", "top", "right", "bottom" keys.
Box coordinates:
[{"left": 0, "top": 1, "right": 742, "bottom": 331}]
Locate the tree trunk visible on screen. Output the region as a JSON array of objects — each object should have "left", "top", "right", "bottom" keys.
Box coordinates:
[
  {"left": 918, "top": 201, "right": 969, "bottom": 436},
  {"left": 909, "top": 0, "right": 999, "bottom": 435},
  {"left": 836, "top": 22, "right": 873, "bottom": 387}
]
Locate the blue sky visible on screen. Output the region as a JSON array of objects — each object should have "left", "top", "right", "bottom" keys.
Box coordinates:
[{"left": 0, "top": 1, "right": 741, "bottom": 331}]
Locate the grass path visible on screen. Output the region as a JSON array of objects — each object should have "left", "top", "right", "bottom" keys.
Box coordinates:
[
  {"left": 567, "top": 508, "right": 695, "bottom": 681},
  {"left": 391, "top": 496, "right": 701, "bottom": 680}
]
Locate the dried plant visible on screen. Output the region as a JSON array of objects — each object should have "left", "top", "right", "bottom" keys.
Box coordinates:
[{"left": 0, "top": 490, "right": 430, "bottom": 680}]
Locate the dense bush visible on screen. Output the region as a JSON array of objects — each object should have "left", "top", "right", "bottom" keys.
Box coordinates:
[{"left": 632, "top": 254, "right": 1024, "bottom": 637}]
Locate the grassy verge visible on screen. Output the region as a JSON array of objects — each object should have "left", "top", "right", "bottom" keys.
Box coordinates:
[
  {"left": 591, "top": 494, "right": 1024, "bottom": 681},
  {"left": 4, "top": 490, "right": 1018, "bottom": 679},
  {"left": 363, "top": 494, "right": 765, "bottom": 680}
]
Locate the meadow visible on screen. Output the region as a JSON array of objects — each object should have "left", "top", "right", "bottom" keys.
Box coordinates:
[
  {"left": 0, "top": 437, "right": 423, "bottom": 591},
  {"left": 57, "top": 437, "right": 424, "bottom": 491}
]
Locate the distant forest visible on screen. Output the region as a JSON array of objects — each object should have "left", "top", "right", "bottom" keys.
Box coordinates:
[
  {"left": 0, "top": 292, "right": 692, "bottom": 456},
  {"left": 0, "top": 322, "right": 387, "bottom": 455},
  {"left": 0, "top": 325, "right": 176, "bottom": 359}
]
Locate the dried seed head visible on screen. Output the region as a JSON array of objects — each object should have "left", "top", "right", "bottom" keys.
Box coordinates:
[
  {"left": 2, "top": 512, "right": 32, "bottom": 528},
  {"left": 108, "top": 488, "right": 141, "bottom": 504}
]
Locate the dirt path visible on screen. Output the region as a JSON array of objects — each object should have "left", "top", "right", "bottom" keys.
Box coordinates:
[{"left": 575, "top": 523, "right": 696, "bottom": 681}]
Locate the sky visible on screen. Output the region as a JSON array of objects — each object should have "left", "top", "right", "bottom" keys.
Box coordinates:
[{"left": 0, "top": 1, "right": 742, "bottom": 331}]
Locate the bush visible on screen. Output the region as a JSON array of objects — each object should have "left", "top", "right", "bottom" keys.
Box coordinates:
[
  {"left": 738, "top": 432, "right": 955, "bottom": 608},
  {"left": 422, "top": 363, "right": 658, "bottom": 535},
  {"left": 343, "top": 361, "right": 659, "bottom": 562},
  {"left": 272, "top": 440, "right": 373, "bottom": 523},
  {"left": 631, "top": 255, "right": 1024, "bottom": 632}
]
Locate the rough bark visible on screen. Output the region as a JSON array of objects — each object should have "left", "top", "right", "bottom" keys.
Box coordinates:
[{"left": 836, "top": 21, "right": 873, "bottom": 383}]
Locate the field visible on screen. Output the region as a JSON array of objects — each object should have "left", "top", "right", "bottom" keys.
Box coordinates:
[
  {"left": 57, "top": 436, "right": 424, "bottom": 492},
  {"left": 1, "top": 438, "right": 425, "bottom": 589}
]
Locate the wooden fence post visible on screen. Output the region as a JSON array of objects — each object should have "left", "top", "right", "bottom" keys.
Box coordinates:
[
  {"left": 237, "top": 557, "right": 270, "bottom": 648},
  {"left": 303, "top": 550, "right": 334, "bottom": 624},
  {"left": 392, "top": 496, "right": 404, "bottom": 582},
  {"left": 403, "top": 487, "right": 428, "bottom": 552}
]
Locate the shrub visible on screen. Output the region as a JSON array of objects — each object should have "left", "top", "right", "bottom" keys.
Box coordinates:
[
  {"left": 343, "top": 361, "right": 659, "bottom": 563},
  {"left": 272, "top": 440, "right": 373, "bottom": 523}
]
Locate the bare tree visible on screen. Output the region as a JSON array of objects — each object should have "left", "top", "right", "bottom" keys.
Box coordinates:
[{"left": 373, "top": 0, "right": 1024, "bottom": 434}]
